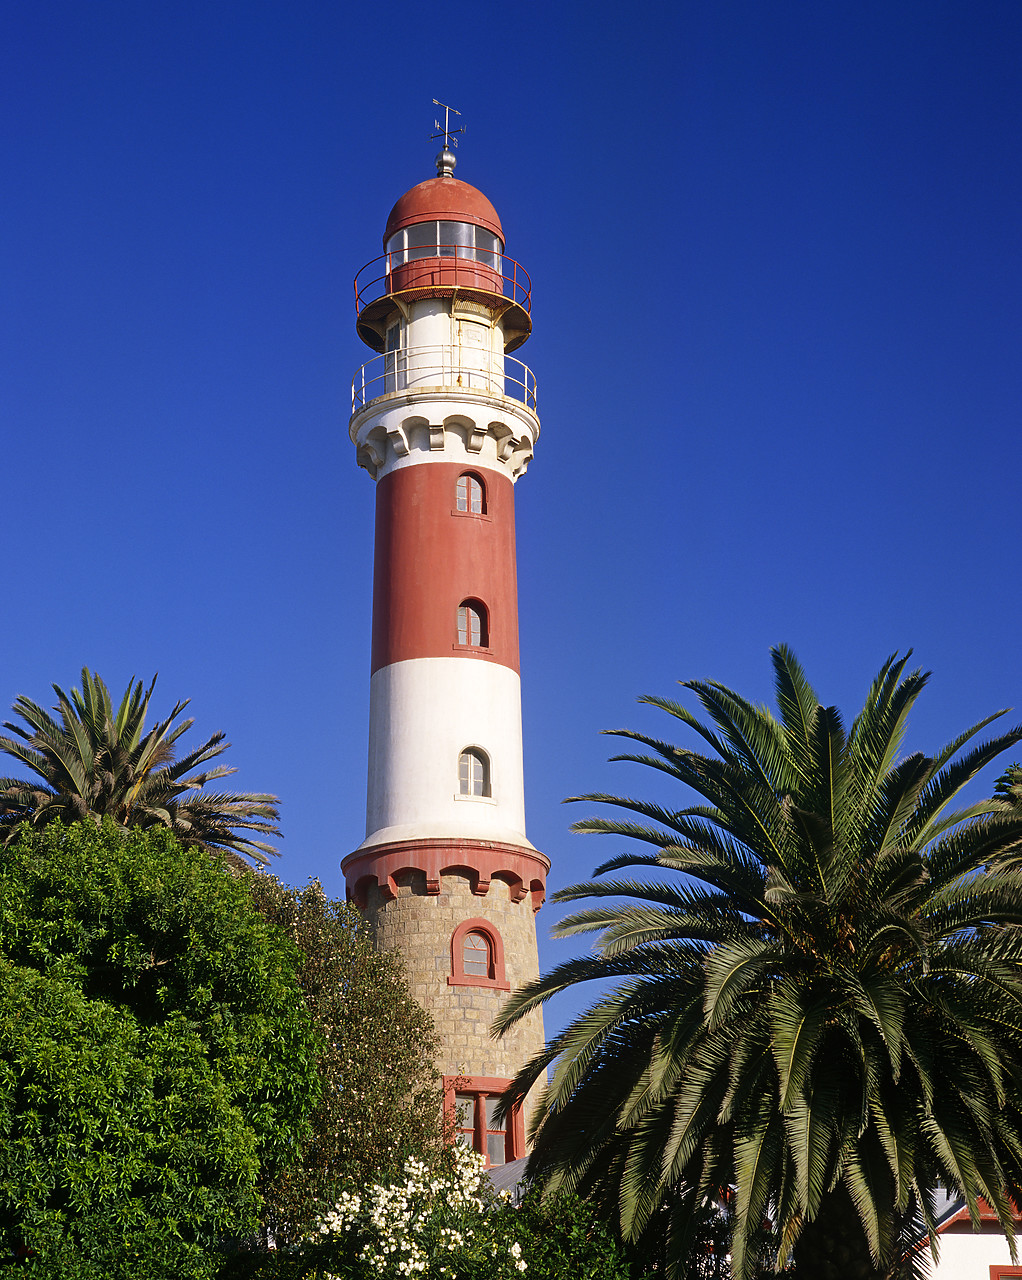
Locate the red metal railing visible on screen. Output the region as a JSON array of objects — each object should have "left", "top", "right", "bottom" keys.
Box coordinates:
[{"left": 354, "top": 247, "right": 532, "bottom": 316}]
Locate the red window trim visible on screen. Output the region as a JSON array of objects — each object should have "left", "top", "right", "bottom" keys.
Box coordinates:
[
  {"left": 991, "top": 1269, "right": 1022, "bottom": 1279},
  {"left": 443, "top": 1075, "right": 524, "bottom": 1167},
  {"left": 448, "top": 918, "right": 509, "bottom": 990}
]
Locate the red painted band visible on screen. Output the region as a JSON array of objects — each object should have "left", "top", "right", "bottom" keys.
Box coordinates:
[
  {"left": 342, "top": 836, "right": 548, "bottom": 913},
  {"left": 370, "top": 463, "right": 520, "bottom": 674}
]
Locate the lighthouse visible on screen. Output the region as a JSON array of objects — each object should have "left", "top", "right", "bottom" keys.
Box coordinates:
[{"left": 342, "top": 131, "right": 547, "bottom": 1166}]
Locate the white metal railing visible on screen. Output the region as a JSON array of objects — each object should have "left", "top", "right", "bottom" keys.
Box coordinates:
[{"left": 351, "top": 345, "right": 538, "bottom": 414}]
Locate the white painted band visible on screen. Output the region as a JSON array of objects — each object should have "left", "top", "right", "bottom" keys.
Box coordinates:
[{"left": 361, "top": 656, "right": 530, "bottom": 851}]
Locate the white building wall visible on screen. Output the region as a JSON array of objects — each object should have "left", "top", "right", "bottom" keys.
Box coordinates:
[{"left": 930, "top": 1223, "right": 1018, "bottom": 1278}]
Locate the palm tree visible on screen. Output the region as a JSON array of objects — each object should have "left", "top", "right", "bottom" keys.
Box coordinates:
[
  {"left": 496, "top": 648, "right": 1022, "bottom": 1280},
  {"left": 996, "top": 763, "right": 1022, "bottom": 808},
  {"left": 0, "top": 669, "right": 280, "bottom": 867}
]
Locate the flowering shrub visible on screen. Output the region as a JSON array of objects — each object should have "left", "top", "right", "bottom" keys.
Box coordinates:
[
  {"left": 218, "top": 1148, "right": 635, "bottom": 1280},
  {"left": 303, "top": 1146, "right": 527, "bottom": 1280}
]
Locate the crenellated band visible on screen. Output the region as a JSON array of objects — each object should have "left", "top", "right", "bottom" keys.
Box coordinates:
[{"left": 342, "top": 837, "right": 549, "bottom": 914}]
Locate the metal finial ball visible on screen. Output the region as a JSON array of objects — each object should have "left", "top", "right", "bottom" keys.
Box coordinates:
[{"left": 435, "top": 148, "right": 457, "bottom": 177}]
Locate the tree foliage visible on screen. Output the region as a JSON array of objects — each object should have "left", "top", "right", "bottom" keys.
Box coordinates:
[
  {"left": 0, "top": 669, "right": 280, "bottom": 866},
  {"left": 508, "top": 1185, "right": 637, "bottom": 1280},
  {"left": 0, "top": 821, "right": 321, "bottom": 1280},
  {"left": 246, "top": 876, "right": 443, "bottom": 1244},
  {"left": 496, "top": 648, "right": 1022, "bottom": 1280}
]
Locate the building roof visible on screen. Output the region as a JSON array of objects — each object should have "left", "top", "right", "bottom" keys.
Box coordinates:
[
  {"left": 384, "top": 176, "right": 503, "bottom": 243},
  {"left": 485, "top": 1156, "right": 529, "bottom": 1204},
  {"left": 934, "top": 1195, "right": 1020, "bottom": 1232}
]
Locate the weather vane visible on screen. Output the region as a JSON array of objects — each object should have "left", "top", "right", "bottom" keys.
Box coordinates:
[{"left": 431, "top": 100, "right": 465, "bottom": 152}]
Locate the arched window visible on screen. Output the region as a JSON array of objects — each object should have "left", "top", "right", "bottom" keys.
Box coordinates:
[
  {"left": 457, "top": 600, "right": 488, "bottom": 647},
  {"left": 448, "top": 919, "right": 508, "bottom": 990},
  {"left": 456, "top": 472, "right": 485, "bottom": 515},
  {"left": 458, "top": 748, "right": 490, "bottom": 797},
  {"left": 462, "top": 930, "right": 493, "bottom": 978}
]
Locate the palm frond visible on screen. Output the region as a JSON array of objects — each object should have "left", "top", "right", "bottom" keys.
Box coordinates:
[{"left": 909, "top": 724, "right": 1022, "bottom": 847}]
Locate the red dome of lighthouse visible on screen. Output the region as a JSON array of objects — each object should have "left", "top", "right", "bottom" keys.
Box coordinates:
[
  {"left": 384, "top": 176, "right": 503, "bottom": 244},
  {"left": 354, "top": 159, "right": 530, "bottom": 353}
]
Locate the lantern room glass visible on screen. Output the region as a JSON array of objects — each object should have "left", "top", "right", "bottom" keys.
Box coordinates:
[{"left": 386, "top": 221, "right": 503, "bottom": 270}]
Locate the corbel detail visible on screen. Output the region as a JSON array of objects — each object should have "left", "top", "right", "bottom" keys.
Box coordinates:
[
  {"left": 386, "top": 423, "right": 410, "bottom": 457},
  {"left": 497, "top": 433, "right": 521, "bottom": 462},
  {"left": 490, "top": 422, "right": 515, "bottom": 457},
  {"left": 356, "top": 439, "right": 385, "bottom": 479},
  {"left": 510, "top": 446, "right": 533, "bottom": 478}
]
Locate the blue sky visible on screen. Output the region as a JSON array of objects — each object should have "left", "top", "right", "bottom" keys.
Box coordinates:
[{"left": 4, "top": 1, "right": 1021, "bottom": 1033}]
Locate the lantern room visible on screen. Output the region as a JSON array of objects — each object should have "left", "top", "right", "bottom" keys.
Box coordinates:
[{"left": 354, "top": 151, "right": 532, "bottom": 354}]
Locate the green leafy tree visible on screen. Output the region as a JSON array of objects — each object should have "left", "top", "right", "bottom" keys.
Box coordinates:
[
  {"left": 0, "top": 820, "right": 321, "bottom": 1280},
  {"left": 0, "top": 669, "right": 280, "bottom": 867},
  {"left": 245, "top": 875, "right": 443, "bottom": 1243},
  {"left": 496, "top": 648, "right": 1022, "bottom": 1280}
]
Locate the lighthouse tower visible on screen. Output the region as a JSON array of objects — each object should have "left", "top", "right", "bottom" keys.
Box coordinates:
[{"left": 342, "top": 139, "right": 547, "bottom": 1166}]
